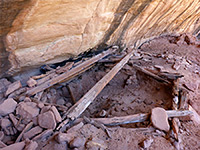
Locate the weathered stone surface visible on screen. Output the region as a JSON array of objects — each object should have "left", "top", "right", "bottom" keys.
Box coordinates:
[
  {"left": 0, "top": 0, "right": 199, "bottom": 76},
  {"left": 38, "top": 111, "right": 56, "bottom": 129},
  {"left": 23, "top": 126, "right": 43, "bottom": 139},
  {"left": 0, "top": 78, "right": 11, "bottom": 95},
  {"left": 50, "top": 106, "right": 62, "bottom": 123},
  {"left": 0, "top": 141, "right": 25, "bottom": 150},
  {"left": 5, "top": 80, "right": 22, "bottom": 96},
  {"left": 27, "top": 78, "right": 37, "bottom": 87},
  {"left": 16, "top": 102, "right": 40, "bottom": 122},
  {"left": 24, "top": 141, "right": 38, "bottom": 150},
  {"left": 151, "top": 107, "right": 170, "bottom": 132},
  {"left": 140, "top": 137, "right": 154, "bottom": 149},
  {"left": 69, "top": 137, "right": 86, "bottom": 148},
  {"left": 55, "top": 132, "right": 76, "bottom": 144},
  {"left": 0, "top": 98, "right": 17, "bottom": 116}
]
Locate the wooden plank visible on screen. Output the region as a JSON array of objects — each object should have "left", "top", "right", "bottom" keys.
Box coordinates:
[
  {"left": 72, "top": 110, "right": 193, "bottom": 127},
  {"left": 57, "top": 48, "right": 136, "bottom": 131},
  {"left": 133, "top": 65, "right": 170, "bottom": 84},
  {"left": 93, "top": 110, "right": 192, "bottom": 126},
  {"left": 26, "top": 47, "right": 117, "bottom": 96}
]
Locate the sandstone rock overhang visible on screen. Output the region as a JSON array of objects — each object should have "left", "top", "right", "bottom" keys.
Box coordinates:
[{"left": 1, "top": 0, "right": 200, "bottom": 77}]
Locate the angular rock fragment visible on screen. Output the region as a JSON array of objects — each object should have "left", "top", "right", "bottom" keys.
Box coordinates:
[
  {"left": 69, "top": 137, "right": 86, "bottom": 148},
  {"left": 9, "top": 113, "right": 25, "bottom": 131},
  {"left": 23, "top": 126, "right": 43, "bottom": 139},
  {"left": 0, "top": 119, "right": 12, "bottom": 135},
  {"left": 140, "top": 137, "right": 154, "bottom": 149},
  {"left": 38, "top": 111, "right": 56, "bottom": 129},
  {"left": 5, "top": 80, "right": 22, "bottom": 96},
  {"left": 0, "top": 78, "right": 11, "bottom": 99},
  {"left": 16, "top": 102, "right": 40, "bottom": 123},
  {"left": 24, "top": 140, "right": 38, "bottom": 150},
  {"left": 55, "top": 132, "right": 76, "bottom": 144},
  {"left": 86, "top": 138, "right": 107, "bottom": 150},
  {"left": 50, "top": 106, "right": 62, "bottom": 123},
  {"left": 1, "top": 141, "right": 25, "bottom": 150},
  {"left": 40, "top": 106, "right": 51, "bottom": 114},
  {"left": 32, "top": 129, "right": 53, "bottom": 141},
  {"left": 151, "top": 107, "right": 170, "bottom": 132},
  {"left": 0, "top": 98, "right": 17, "bottom": 116},
  {"left": 27, "top": 78, "right": 37, "bottom": 87}
]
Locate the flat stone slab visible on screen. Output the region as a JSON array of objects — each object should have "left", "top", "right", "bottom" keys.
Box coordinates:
[{"left": 151, "top": 107, "right": 170, "bottom": 132}]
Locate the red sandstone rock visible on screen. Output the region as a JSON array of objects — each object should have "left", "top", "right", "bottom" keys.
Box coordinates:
[
  {"left": 151, "top": 107, "right": 170, "bottom": 132},
  {"left": 50, "top": 106, "right": 62, "bottom": 123},
  {"left": 38, "top": 111, "right": 56, "bottom": 129},
  {"left": 0, "top": 98, "right": 17, "bottom": 116},
  {"left": 16, "top": 102, "right": 40, "bottom": 122},
  {"left": 27, "top": 78, "right": 37, "bottom": 87},
  {"left": 5, "top": 80, "right": 22, "bottom": 96},
  {"left": 140, "top": 137, "right": 154, "bottom": 149},
  {"left": 23, "top": 126, "right": 43, "bottom": 139},
  {"left": 69, "top": 137, "right": 86, "bottom": 148},
  {"left": 1, "top": 141, "right": 25, "bottom": 150},
  {"left": 55, "top": 132, "right": 76, "bottom": 144},
  {"left": 24, "top": 140, "right": 38, "bottom": 150}
]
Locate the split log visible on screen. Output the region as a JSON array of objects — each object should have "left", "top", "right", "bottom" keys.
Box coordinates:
[
  {"left": 57, "top": 48, "right": 136, "bottom": 131},
  {"left": 93, "top": 110, "right": 192, "bottom": 126},
  {"left": 132, "top": 65, "right": 170, "bottom": 84},
  {"left": 26, "top": 47, "right": 117, "bottom": 96}
]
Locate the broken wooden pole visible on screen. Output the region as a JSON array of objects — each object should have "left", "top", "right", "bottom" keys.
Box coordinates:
[
  {"left": 26, "top": 47, "right": 118, "bottom": 96},
  {"left": 57, "top": 48, "right": 136, "bottom": 131},
  {"left": 132, "top": 65, "right": 170, "bottom": 84},
  {"left": 92, "top": 110, "right": 193, "bottom": 126}
]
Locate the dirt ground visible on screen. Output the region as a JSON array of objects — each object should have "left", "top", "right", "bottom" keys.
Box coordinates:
[{"left": 0, "top": 33, "right": 200, "bottom": 150}]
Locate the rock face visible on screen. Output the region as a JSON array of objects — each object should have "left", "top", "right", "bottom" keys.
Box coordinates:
[{"left": 1, "top": 0, "right": 200, "bottom": 76}]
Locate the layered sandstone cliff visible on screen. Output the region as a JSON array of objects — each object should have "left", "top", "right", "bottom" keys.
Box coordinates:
[{"left": 0, "top": 0, "right": 200, "bottom": 76}]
